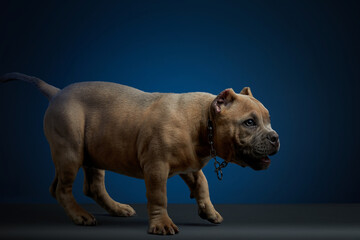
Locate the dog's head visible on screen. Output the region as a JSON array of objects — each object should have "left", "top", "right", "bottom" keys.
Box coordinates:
[{"left": 211, "top": 87, "right": 280, "bottom": 170}]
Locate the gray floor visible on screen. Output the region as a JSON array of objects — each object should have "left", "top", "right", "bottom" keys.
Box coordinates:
[{"left": 1, "top": 203, "right": 360, "bottom": 240}]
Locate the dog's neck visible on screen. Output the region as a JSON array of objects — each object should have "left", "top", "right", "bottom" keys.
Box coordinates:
[{"left": 194, "top": 99, "right": 216, "bottom": 165}]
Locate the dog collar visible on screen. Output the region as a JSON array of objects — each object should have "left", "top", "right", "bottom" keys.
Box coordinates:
[{"left": 207, "top": 118, "right": 228, "bottom": 180}]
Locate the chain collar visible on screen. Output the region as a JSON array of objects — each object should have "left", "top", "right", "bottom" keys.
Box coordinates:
[{"left": 207, "top": 118, "right": 228, "bottom": 180}]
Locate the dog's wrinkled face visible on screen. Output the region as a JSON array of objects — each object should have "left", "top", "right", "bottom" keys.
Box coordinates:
[{"left": 212, "top": 87, "right": 280, "bottom": 171}]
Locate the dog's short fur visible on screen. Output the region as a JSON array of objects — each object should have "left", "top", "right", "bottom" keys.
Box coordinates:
[{"left": 1, "top": 73, "right": 279, "bottom": 235}]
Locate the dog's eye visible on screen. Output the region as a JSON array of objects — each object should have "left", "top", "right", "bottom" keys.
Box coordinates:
[{"left": 244, "top": 119, "right": 256, "bottom": 127}]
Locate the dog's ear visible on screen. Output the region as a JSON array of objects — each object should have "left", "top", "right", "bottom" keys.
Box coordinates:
[
  {"left": 240, "top": 87, "right": 253, "bottom": 97},
  {"left": 212, "top": 88, "right": 236, "bottom": 113}
]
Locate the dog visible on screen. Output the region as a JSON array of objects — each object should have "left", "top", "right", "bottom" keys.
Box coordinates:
[{"left": 0, "top": 72, "right": 280, "bottom": 235}]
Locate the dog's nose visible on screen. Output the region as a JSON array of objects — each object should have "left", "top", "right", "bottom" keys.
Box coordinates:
[{"left": 267, "top": 131, "right": 279, "bottom": 145}]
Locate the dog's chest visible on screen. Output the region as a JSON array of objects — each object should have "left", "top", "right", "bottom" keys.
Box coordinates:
[{"left": 168, "top": 156, "right": 212, "bottom": 177}]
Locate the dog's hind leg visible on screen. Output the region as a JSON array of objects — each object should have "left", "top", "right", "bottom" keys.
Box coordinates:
[
  {"left": 50, "top": 147, "right": 97, "bottom": 226},
  {"left": 83, "top": 166, "right": 136, "bottom": 217},
  {"left": 44, "top": 99, "right": 97, "bottom": 225},
  {"left": 46, "top": 123, "right": 96, "bottom": 226}
]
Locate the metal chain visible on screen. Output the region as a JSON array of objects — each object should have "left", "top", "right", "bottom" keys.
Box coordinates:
[{"left": 207, "top": 118, "right": 228, "bottom": 180}]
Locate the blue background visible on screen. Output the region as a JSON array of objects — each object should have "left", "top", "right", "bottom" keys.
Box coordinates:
[{"left": 0, "top": 0, "right": 359, "bottom": 204}]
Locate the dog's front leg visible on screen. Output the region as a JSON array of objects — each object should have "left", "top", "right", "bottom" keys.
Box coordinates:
[
  {"left": 144, "top": 162, "right": 179, "bottom": 235},
  {"left": 180, "top": 170, "right": 223, "bottom": 224}
]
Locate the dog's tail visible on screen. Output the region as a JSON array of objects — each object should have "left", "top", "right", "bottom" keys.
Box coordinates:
[{"left": 0, "top": 72, "right": 60, "bottom": 100}]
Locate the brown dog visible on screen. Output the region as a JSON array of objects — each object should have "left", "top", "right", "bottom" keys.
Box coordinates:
[{"left": 1, "top": 73, "right": 279, "bottom": 235}]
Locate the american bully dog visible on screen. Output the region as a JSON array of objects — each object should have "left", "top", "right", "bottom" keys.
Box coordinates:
[{"left": 0, "top": 72, "right": 280, "bottom": 235}]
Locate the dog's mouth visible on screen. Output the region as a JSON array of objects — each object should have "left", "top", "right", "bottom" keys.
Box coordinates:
[
  {"left": 233, "top": 144, "right": 274, "bottom": 170},
  {"left": 251, "top": 155, "right": 271, "bottom": 170},
  {"left": 238, "top": 154, "right": 271, "bottom": 171},
  {"left": 260, "top": 156, "right": 271, "bottom": 164}
]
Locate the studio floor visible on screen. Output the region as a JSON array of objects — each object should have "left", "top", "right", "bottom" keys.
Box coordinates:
[{"left": 0, "top": 203, "right": 359, "bottom": 240}]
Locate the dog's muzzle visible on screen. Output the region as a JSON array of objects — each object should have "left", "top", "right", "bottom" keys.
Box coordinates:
[{"left": 238, "top": 131, "right": 280, "bottom": 171}]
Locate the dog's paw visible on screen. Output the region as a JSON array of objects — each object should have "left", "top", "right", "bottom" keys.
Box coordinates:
[
  {"left": 198, "top": 203, "right": 223, "bottom": 224},
  {"left": 148, "top": 217, "right": 179, "bottom": 235},
  {"left": 71, "top": 212, "right": 97, "bottom": 226},
  {"left": 109, "top": 203, "right": 136, "bottom": 217}
]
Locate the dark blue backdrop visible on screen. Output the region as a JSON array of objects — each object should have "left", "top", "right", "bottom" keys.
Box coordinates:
[{"left": 0, "top": 0, "right": 359, "bottom": 204}]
